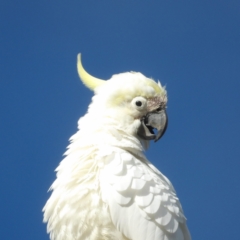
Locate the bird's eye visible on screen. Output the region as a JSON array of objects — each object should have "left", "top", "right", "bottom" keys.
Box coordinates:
[
  {"left": 136, "top": 101, "right": 142, "bottom": 107},
  {"left": 131, "top": 97, "right": 147, "bottom": 111}
]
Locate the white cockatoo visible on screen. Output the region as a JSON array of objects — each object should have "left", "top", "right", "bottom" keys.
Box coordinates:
[{"left": 43, "top": 54, "right": 191, "bottom": 240}]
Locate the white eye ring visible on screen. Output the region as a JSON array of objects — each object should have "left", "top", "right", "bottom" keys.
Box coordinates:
[{"left": 131, "top": 97, "right": 147, "bottom": 111}]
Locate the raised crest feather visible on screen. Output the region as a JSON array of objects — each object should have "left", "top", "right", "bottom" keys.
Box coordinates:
[{"left": 77, "top": 53, "right": 106, "bottom": 91}]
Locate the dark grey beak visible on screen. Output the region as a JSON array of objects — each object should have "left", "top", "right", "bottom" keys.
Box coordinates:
[{"left": 137, "top": 109, "right": 168, "bottom": 142}]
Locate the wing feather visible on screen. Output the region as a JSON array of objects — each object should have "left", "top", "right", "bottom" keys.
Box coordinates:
[{"left": 99, "top": 148, "right": 191, "bottom": 240}]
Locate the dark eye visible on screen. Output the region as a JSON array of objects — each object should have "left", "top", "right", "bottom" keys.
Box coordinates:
[
  {"left": 136, "top": 101, "right": 142, "bottom": 107},
  {"left": 131, "top": 97, "right": 146, "bottom": 110},
  {"left": 156, "top": 107, "right": 162, "bottom": 112}
]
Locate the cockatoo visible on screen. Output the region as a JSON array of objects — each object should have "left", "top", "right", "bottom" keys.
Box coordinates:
[{"left": 43, "top": 54, "right": 191, "bottom": 240}]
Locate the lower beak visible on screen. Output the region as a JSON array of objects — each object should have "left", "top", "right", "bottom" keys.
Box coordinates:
[{"left": 137, "top": 109, "right": 168, "bottom": 142}]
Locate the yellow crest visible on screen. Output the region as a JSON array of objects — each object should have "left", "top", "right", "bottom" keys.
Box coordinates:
[{"left": 77, "top": 54, "right": 106, "bottom": 91}]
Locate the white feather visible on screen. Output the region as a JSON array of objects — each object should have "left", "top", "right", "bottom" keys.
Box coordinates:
[{"left": 43, "top": 71, "right": 190, "bottom": 240}]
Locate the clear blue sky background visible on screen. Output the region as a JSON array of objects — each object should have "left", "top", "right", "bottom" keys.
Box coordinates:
[{"left": 1, "top": 1, "right": 239, "bottom": 239}]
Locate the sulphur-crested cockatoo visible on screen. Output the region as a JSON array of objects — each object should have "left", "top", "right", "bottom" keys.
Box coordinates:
[{"left": 43, "top": 54, "right": 191, "bottom": 240}]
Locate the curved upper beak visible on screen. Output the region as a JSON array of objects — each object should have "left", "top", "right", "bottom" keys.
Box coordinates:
[{"left": 137, "top": 109, "right": 168, "bottom": 142}]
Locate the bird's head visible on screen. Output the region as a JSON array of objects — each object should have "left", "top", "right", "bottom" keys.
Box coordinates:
[{"left": 77, "top": 54, "right": 168, "bottom": 143}]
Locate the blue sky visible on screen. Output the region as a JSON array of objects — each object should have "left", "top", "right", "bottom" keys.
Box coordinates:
[{"left": 0, "top": 1, "right": 239, "bottom": 239}]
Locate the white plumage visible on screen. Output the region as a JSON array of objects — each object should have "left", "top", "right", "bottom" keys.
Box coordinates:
[{"left": 43, "top": 54, "right": 191, "bottom": 240}]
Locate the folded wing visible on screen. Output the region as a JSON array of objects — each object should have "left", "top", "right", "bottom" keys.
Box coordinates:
[{"left": 99, "top": 149, "right": 191, "bottom": 240}]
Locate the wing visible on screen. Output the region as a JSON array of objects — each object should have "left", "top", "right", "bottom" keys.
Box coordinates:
[{"left": 99, "top": 148, "right": 191, "bottom": 240}]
